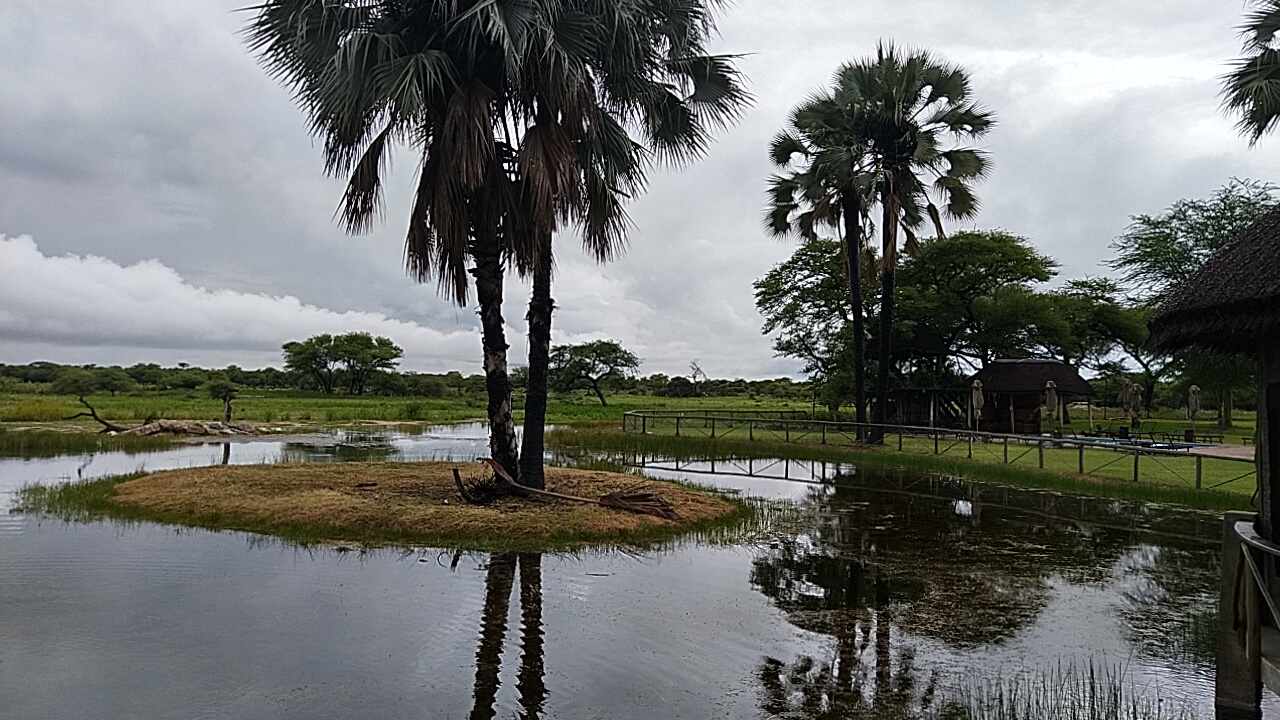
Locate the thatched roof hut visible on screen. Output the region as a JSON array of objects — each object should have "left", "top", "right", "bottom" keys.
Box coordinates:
[
  {"left": 969, "top": 359, "right": 1094, "bottom": 397},
  {"left": 1147, "top": 204, "right": 1280, "bottom": 353},
  {"left": 967, "top": 359, "right": 1093, "bottom": 434}
]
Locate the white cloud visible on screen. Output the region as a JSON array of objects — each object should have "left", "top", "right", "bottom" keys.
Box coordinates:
[{"left": 0, "top": 235, "right": 484, "bottom": 371}]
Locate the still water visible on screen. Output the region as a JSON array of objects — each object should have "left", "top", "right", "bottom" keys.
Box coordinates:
[{"left": 0, "top": 424, "right": 1267, "bottom": 718}]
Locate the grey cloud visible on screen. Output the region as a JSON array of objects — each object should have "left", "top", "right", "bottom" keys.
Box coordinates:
[{"left": 2, "top": 0, "right": 1277, "bottom": 378}]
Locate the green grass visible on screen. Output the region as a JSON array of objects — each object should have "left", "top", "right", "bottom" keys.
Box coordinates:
[
  {"left": 0, "top": 427, "right": 177, "bottom": 458},
  {"left": 0, "top": 390, "right": 803, "bottom": 428},
  {"left": 547, "top": 428, "right": 1254, "bottom": 512},
  {"left": 10, "top": 469, "right": 785, "bottom": 553},
  {"left": 945, "top": 660, "right": 1202, "bottom": 720}
]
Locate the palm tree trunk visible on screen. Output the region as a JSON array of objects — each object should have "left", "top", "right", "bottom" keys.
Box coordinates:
[
  {"left": 516, "top": 553, "right": 546, "bottom": 719},
  {"left": 519, "top": 234, "right": 553, "bottom": 490},
  {"left": 873, "top": 185, "right": 900, "bottom": 444},
  {"left": 840, "top": 194, "right": 867, "bottom": 435},
  {"left": 470, "top": 553, "right": 516, "bottom": 720},
  {"left": 471, "top": 230, "right": 522, "bottom": 483}
]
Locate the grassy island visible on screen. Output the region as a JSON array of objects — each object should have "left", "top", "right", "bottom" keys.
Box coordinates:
[{"left": 16, "top": 462, "right": 745, "bottom": 551}]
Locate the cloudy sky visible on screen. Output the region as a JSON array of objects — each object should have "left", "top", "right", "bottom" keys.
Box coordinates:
[{"left": 2, "top": 1, "right": 1276, "bottom": 377}]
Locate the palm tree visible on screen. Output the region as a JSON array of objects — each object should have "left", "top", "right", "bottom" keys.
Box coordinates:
[
  {"left": 248, "top": 1, "right": 746, "bottom": 488},
  {"left": 835, "top": 43, "right": 994, "bottom": 440},
  {"left": 766, "top": 89, "right": 877, "bottom": 430},
  {"left": 515, "top": 4, "right": 749, "bottom": 488},
  {"left": 1222, "top": 0, "right": 1280, "bottom": 143}
]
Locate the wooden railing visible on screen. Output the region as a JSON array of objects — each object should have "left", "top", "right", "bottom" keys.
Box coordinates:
[
  {"left": 620, "top": 411, "right": 1256, "bottom": 491},
  {"left": 1218, "top": 512, "right": 1278, "bottom": 718}
]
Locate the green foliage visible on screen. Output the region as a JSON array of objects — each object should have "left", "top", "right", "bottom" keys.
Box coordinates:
[
  {"left": 549, "top": 340, "right": 642, "bottom": 406},
  {"left": 206, "top": 380, "right": 238, "bottom": 403},
  {"left": 1107, "top": 178, "right": 1277, "bottom": 304},
  {"left": 282, "top": 332, "right": 403, "bottom": 395},
  {"left": 49, "top": 368, "right": 100, "bottom": 399},
  {"left": 896, "top": 230, "right": 1057, "bottom": 364},
  {"left": 94, "top": 367, "right": 135, "bottom": 396},
  {"left": 1221, "top": 1, "right": 1280, "bottom": 142}
]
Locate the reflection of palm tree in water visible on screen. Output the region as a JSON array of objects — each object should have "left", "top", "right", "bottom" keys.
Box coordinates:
[{"left": 470, "top": 553, "right": 546, "bottom": 720}]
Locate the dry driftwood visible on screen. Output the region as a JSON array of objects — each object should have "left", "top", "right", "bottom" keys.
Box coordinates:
[
  {"left": 64, "top": 396, "right": 129, "bottom": 433},
  {"left": 122, "top": 420, "right": 256, "bottom": 436},
  {"left": 477, "top": 458, "right": 678, "bottom": 520}
]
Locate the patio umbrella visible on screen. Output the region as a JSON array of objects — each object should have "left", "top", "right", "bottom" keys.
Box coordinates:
[
  {"left": 970, "top": 379, "right": 984, "bottom": 430},
  {"left": 1187, "top": 385, "right": 1201, "bottom": 421},
  {"left": 1128, "top": 383, "right": 1144, "bottom": 425},
  {"left": 1045, "top": 381, "right": 1058, "bottom": 430}
]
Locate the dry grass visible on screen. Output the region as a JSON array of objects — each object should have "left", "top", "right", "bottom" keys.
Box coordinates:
[{"left": 102, "top": 462, "right": 739, "bottom": 550}]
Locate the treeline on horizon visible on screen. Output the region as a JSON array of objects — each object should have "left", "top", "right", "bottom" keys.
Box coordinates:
[{"left": 0, "top": 360, "right": 816, "bottom": 401}]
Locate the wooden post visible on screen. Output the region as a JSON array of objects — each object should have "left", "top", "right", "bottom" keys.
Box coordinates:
[
  {"left": 1078, "top": 442, "right": 1084, "bottom": 474},
  {"left": 1133, "top": 447, "right": 1140, "bottom": 483},
  {"left": 822, "top": 424, "right": 827, "bottom": 445},
  {"left": 968, "top": 432, "right": 973, "bottom": 459},
  {"left": 1196, "top": 455, "right": 1203, "bottom": 490},
  {"left": 1004, "top": 435, "right": 1009, "bottom": 464},
  {"left": 1038, "top": 439, "right": 1044, "bottom": 469},
  {"left": 675, "top": 416, "right": 681, "bottom": 437},
  {"left": 898, "top": 428, "right": 903, "bottom": 452},
  {"left": 711, "top": 417, "right": 716, "bottom": 439},
  {"left": 934, "top": 428, "right": 939, "bottom": 455},
  {"left": 641, "top": 415, "right": 647, "bottom": 434},
  {"left": 1216, "top": 512, "right": 1262, "bottom": 715}
]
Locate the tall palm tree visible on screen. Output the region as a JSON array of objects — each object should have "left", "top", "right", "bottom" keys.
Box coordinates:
[
  {"left": 515, "top": 4, "right": 749, "bottom": 488},
  {"left": 248, "top": 1, "right": 746, "bottom": 488},
  {"left": 1223, "top": 0, "right": 1280, "bottom": 143},
  {"left": 766, "top": 95, "right": 876, "bottom": 429},
  {"left": 835, "top": 43, "right": 994, "bottom": 440}
]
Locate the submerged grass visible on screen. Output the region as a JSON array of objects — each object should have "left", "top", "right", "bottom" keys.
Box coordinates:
[
  {"left": 12, "top": 463, "right": 756, "bottom": 552},
  {"left": 547, "top": 428, "right": 1254, "bottom": 513},
  {"left": 0, "top": 428, "right": 177, "bottom": 458},
  {"left": 946, "top": 661, "right": 1202, "bottom": 720}
]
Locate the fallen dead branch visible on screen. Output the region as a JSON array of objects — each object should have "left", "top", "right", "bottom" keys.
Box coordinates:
[{"left": 479, "top": 458, "right": 678, "bottom": 520}]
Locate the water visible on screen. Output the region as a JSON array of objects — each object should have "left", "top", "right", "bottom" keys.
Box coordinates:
[{"left": 0, "top": 424, "right": 1268, "bottom": 718}]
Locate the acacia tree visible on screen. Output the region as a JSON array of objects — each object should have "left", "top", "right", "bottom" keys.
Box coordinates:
[
  {"left": 1106, "top": 179, "right": 1276, "bottom": 424},
  {"left": 333, "top": 332, "right": 403, "bottom": 395},
  {"left": 207, "top": 380, "right": 239, "bottom": 423},
  {"left": 282, "top": 334, "right": 339, "bottom": 394},
  {"left": 548, "top": 340, "right": 641, "bottom": 406}
]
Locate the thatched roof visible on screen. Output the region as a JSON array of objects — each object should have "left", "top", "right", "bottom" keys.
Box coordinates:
[
  {"left": 968, "top": 359, "right": 1094, "bottom": 396},
  {"left": 1147, "top": 204, "right": 1280, "bottom": 353}
]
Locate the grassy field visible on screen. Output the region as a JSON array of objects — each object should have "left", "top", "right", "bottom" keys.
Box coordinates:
[
  {"left": 621, "top": 416, "right": 1257, "bottom": 497},
  {"left": 547, "top": 427, "right": 1254, "bottom": 512},
  {"left": 0, "top": 389, "right": 807, "bottom": 427}
]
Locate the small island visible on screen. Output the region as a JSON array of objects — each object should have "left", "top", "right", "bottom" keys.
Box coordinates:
[{"left": 23, "top": 462, "right": 743, "bottom": 552}]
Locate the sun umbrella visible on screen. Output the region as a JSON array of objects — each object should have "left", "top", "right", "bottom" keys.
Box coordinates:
[
  {"left": 1045, "top": 380, "right": 1058, "bottom": 430},
  {"left": 970, "top": 379, "right": 984, "bottom": 429},
  {"left": 1128, "top": 383, "right": 1144, "bottom": 425},
  {"left": 1187, "top": 385, "right": 1201, "bottom": 421}
]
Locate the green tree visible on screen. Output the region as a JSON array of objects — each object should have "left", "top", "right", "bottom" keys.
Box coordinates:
[
  {"left": 754, "top": 238, "right": 871, "bottom": 417},
  {"left": 333, "top": 332, "right": 403, "bottom": 395},
  {"left": 1107, "top": 178, "right": 1277, "bottom": 304},
  {"left": 1105, "top": 180, "right": 1275, "bottom": 423},
  {"left": 895, "top": 231, "right": 1055, "bottom": 365},
  {"left": 1222, "top": 0, "right": 1280, "bottom": 142},
  {"left": 548, "top": 340, "right": 641, "bottom": 406},
  {"left": 51, "top": 368, "right": 100, "bottom": 400},
  {"left": 206, "top": 380, "right": 239, "bottom": 423},
  {"left": 247, "top": 0, "right": 746, "bottom": 488},
  {"left": 837, "top": 43, "right": 995, "bottom": 438},
  {"left": 95, "top": 367, "right": 136, "bottom": 397},
  {"left": 282, "top": 334, "right": 339, "bottom": 394}
]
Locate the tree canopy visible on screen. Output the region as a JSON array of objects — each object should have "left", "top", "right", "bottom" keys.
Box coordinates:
[
  {"left": 548, "top": 340, "right": 641, "bottom": 406},
  {"left": 282, "top": 332, "right": 403, "bottom": 394}
]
